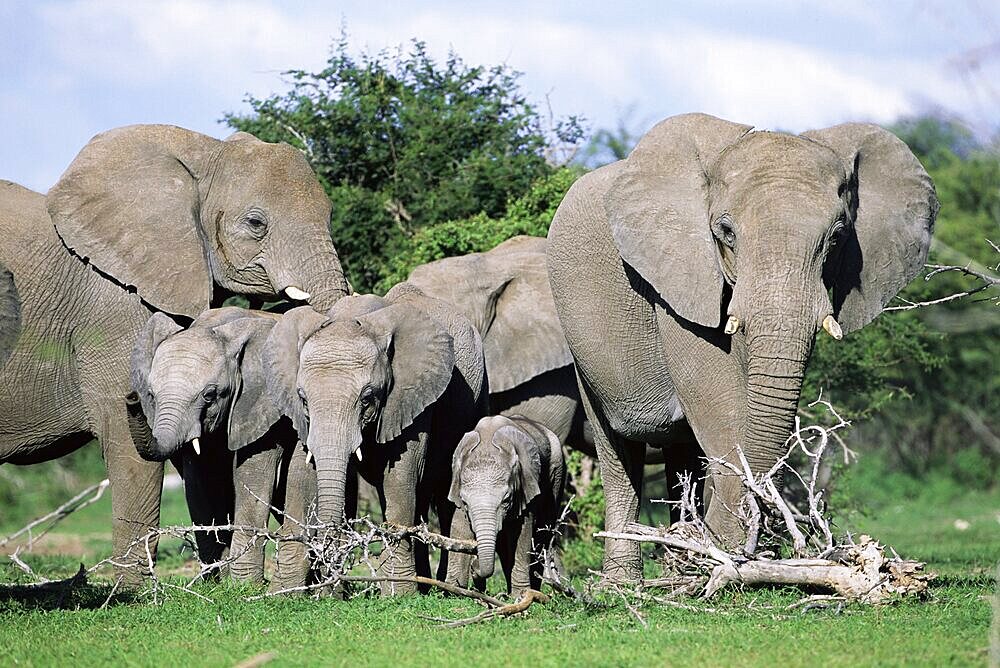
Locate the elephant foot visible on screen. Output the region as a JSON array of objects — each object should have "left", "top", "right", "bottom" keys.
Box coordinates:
[
  {"left": 379, "top": 577, "right": 419, "bottom": 596},
  {"left": 597, "top": 552, "right": 643, "bottom": 588},
  {"left": 112, "top": 565, "right": 151, "bottom": 591}
]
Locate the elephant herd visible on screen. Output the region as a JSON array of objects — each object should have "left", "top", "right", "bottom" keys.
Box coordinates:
[{"left": 0, "top": 113, "right": 937, "bottom": 595}]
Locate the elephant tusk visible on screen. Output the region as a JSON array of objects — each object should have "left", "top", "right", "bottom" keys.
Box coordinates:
[
  {"left": 284, "top": 286, "right": 312, "bottom": 301},
  {"left": 822, "top": 315, "right": 843, "bottom": 340},
  {"left": 355, "top": 447, "right": 363, "bottom": 462},
  {"left": 306, "top": 449, "right": 313, "bottom": 465},
  {"left": 723, "top": 315, "right": 740, "bottom": 335},
  {"left": 191, "top": 438, "right": 201, "bottom": 456}
]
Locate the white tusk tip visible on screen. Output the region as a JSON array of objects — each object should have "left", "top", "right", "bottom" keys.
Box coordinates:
[
  {"left": 191, "top": 438, "right": 201, "bottom": 456},
  {"left": 306, "top": 449, "right": 313, "bottom": 465},
  {"left": 355, "top": 448, "right": 363, "bottom": 462},
  {"left": 723, "top": 315, "right": 740, "bottom": 335},
  {"left": 284, "top": 286, "right": 312, "bottom": 301},
  {"left": 822, "top": 315, "right": 843, "bottom": 340}
]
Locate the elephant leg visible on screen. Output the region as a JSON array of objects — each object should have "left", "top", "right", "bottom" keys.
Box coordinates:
[
  {"left": 180, "top": 447, "right": 234, "bottom": 578},
  {"left": 412, "top": 487, "right": 432, "bottom": 590},
  {"left": 100, "top": 411, "right": 165, "bottom": 586},
  {"left": 576, "top": 373, "right": 645, "bottom": 583},
  {"left": 378, "top": 430, "right": 425, "bottom": 596},
  {"left": 271, "top": 442, "right": 316, "bottom": 594},
  {"left": 230, "top": 441, "right": 281, "bottom": 584},
  {"left": 445, "top": 508, "right": 473, "bottom": 589},
  {"left": 432, "top": 497, "right": 456, "bottom": 583},
  {"left": 509, "top": 517, "right": 535, "bottom": 597}
]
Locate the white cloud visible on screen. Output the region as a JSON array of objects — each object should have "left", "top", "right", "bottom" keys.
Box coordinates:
[{"left": 2, "top": 0, "right": 992, "bottom": 191}]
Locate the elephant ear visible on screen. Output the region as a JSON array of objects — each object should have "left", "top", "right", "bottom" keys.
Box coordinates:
[
  {"left": 130, "top": 312, "right": 184, "bottom": 418},
  {"left": 360, "top": 303, "right": 455, "bottom": 444},
  {"left": 47, "top": 125, "right": 218, "bottom": 318},
  {"left": 407, "top": 237, "right": 572, "bottom": 392},
  {"left": 496, "top": 424, "right": 543, "bottom": 514},
  {"left": 212, "top": 317, "right": 280, "bottom": 450},
  {"left": 0, "top": 263, "right": 21, "bottom": 368},
  {"left": 607, "top": 113, "right": 753, "bottom": 328},
  {"left": 263, "top": 306, "right": 328, "bottom": 440},
  {"left": 448, "top": 430, "right": 482, "bottom": 506},
  {"left": 802, "top": 124, "right": 938, "bottom": 334}
]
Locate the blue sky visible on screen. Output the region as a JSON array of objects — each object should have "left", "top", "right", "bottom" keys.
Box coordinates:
[{"left": 2, "top": 0, "right": 998, "bottom": 192}]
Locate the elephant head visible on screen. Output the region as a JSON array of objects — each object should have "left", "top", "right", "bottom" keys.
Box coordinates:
[
  {"left": 448, "top": 415, "right": 544, "bottom": 579},
  {"left": 129, "top": 308, "right": 279, "bottom": 461},
  {"left": 264, "top": 301, "right": 456, "bottom": 525},
  {"left": 47, "top": 125, "right": 350, "bottom": 317},
  {"left": 407, "top": 235, "right": 571, "bottom": 393},
  {"left": 607, "top": 113, "right": 937, "bottom": 469}
]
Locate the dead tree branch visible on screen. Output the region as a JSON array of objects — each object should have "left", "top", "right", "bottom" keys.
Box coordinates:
[
  {"left": 0, "top": 478, "right": 109, "bottom": 551},
  {"left": 595, "top": 397, "right": 932, "bottom": 605}
]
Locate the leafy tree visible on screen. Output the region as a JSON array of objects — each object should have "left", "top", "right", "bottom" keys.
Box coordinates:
[
  {"left": 376, "top": 167, "right": 579, "bottom": 291},
  {"left": 225, "top": 37, "right": 582, "bottom": 291}
]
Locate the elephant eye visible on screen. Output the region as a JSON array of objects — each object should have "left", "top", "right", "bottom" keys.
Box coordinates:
[
  {"left": 202, "top": 385, "right": 218, "bottom": 404},
  {"left": 243, "top": 210, "right": 269, "bottom": 237},
  {"left": 715, "top": 214, "right": 736, "bottom": 248}
]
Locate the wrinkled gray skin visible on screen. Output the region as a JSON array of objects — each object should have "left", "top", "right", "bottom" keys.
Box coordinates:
[
  {"left": 0, "top": 263, "right": 19, "bottom": 368},
  {"left": 265, "top": 284, "right": 488, "bottom": 595},
  {"left": 448, "top": 415, "right": 565, "bottom": 596},
  {"left": 408, "top": 236, "right": 699, "bottom": 514},
  {"left": 0, "top": 125, "right": 349, "bottom": 583},
  {"left": 547, "top": 113, "right": 937, "bottom": 581},
  {"left": 129, "top": 307, "right": 315, "bottom": 591}
]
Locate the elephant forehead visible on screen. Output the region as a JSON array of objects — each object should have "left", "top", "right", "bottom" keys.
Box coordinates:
[
  {"left": 713, "top": 132, "right": 846, "bottom": 197},
  {"left": 462, "top": 454, "right": 513, "bottom": 486},
  {"left": 220, "top": 141, "right": 328, "bottom": 202},
  {"left": 150, "top": 334, "right": 227, "bottom": 387},
  {"left": 300, "top": 328, "right": 382, "bottom": 368}
]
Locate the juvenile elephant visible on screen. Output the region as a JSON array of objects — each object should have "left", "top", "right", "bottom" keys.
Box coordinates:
[
  {"left": 0, "top": 125, "right": 349, "bottom": 582},
  {"left": 264, "top": 284, "right": 488, "bottom": 594},
  {"left": 547, "top": 113, "right": 937, "bottom": 581},
  {"left": 128, "top": 307, "right": 314, "bottom": 591},
  {"left": 448, "top": 415, "right": 565, "bottom": 596}
]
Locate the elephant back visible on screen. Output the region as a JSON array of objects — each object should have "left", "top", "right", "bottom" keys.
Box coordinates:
[{"left": 406, "top": 236, "right": 572, "bottom": 393}]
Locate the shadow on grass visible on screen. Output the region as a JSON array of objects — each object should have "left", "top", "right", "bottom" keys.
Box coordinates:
[{"left": 0, "top": 565, "right": 138, "bottom": 612}]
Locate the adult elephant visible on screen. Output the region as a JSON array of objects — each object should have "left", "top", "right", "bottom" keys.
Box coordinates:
[
  {"left": 0, "top": 125, "right": 350, "bottom": 583},
  {"left": 547, "top": 113, "right": 937, "bottom": 581}
]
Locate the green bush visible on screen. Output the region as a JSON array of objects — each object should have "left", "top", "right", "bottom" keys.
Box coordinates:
[
  {"left": 226, "top": 37, "right": 582, "bottom": 292},
  {"left": 376, "top": 167, "right": 579, "bottom": 291}
]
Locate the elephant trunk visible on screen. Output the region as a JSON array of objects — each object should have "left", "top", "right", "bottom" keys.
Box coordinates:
[
  {"left": 311, "top": 424, "right": 359, "bottom": 526},
  {"left": 274, "top": 233, "right": 350, "bottom": 312},
  {"left": 741, "top": 307, "right": 814, "bottom": 473},
  {"left": 126, "top": 392, "right": 166, "bottom": 462},
  {"left": 469, "top": 504, "right": 499, "bottom": 580},
  {"left": 148, "top": 395, "right": 196, "bottom": 460}
]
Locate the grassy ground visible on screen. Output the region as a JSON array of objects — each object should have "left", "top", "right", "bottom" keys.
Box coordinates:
[{"left": 0, "top": 454, "right": 996, "bottom": 667}]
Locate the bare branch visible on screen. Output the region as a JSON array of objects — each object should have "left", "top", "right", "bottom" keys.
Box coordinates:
[{"left": 0, "top": 479, "right": 109, "bottom": 550}]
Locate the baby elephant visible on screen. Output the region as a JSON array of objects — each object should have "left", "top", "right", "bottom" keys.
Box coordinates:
[{"left": 448, "top": 415, "right": 565, "bottom": 595}]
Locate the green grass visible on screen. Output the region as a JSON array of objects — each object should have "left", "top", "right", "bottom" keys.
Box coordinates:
[{"left": 0, "top": 457, "right": 997, "bottom": 667}]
